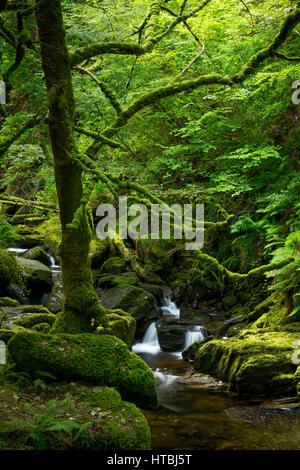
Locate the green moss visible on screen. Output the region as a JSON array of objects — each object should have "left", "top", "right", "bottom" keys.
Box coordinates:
[
  {"left": 20, "top": 306, "right": 51, "bottom": 314},
  {"left": 89, "top": 238, "right": 109, "bottom": 269},
  {"left": 100, "top": 285, "right": 156, "bottom": 325},
  {"left": 0, "top": 327, "right": 26, "bottom": 343},
  {"left": 0, "top": 380, "right": 151, "bottom": 450},
  {"left": 36, "top": 216, "right": 62, "bottom": 256},
  {"left": 95, "top": 309, "right": 136, "bottom": 347},
  {"left": 0, "top": 249, "right": 19, "bottom": 295},
  {"left": 0, "top": 297, "right": 20, "bottom": 307},
  {"left": 23, "top": 246, "right": 50, "bottom": 266},
  {"left": 7, "top": 331, "right": 158, "bottom": 409},
  {"left": 194, "top": 330, "right": 300, "bottom": 396},
  {"left": 31, "top": 322, "right": 51, "bottom": 333},
  {"left": 100, "top": 257, "right": 126, "bottom": 275},
  {"left": 14, "top": 313, "right": 56, "bottom": 328}
]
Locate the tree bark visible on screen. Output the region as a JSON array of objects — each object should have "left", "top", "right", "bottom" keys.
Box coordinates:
[{"left": 35, "top": 0, "right": 108, "bottom": 333}]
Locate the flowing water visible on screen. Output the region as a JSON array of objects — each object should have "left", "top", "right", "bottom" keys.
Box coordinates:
[{"left": 133, "top": 299, "right": 300, "bottom": 450}]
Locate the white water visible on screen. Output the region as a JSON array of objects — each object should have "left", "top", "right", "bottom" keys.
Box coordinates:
[
  {"left": 132, "top": 322, "right": 161, "bottom": 354},
  {"left": 49, "top": 255, "right": 60, "bottom": 272},
  {"left": 132, "top": 298, "right": 206, "bottom": 359},
  {"left": 161, "top": 298, "right": 180, "bottom": 318},
  {"left": 184, "top": 325, "right": 205, "bottom": 349},
  {"left": 7, "top": 247, "right": 27, "bottom": 254},
  {"left": 154, "top": 370, "right": 179, "bottom": 390}
]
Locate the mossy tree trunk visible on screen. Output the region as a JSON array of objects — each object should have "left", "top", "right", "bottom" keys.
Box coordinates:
[{"left": 35, "top": 0, "right": 108, "bottom": 333}]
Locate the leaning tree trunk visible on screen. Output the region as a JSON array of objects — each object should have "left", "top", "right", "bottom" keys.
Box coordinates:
[{"left": 35, "top": 0, "right": 108, "bottom": 333}]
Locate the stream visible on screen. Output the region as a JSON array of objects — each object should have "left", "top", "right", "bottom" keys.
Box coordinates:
[
  {"left": 133, "top": 300, "right": 300, "bottom": 450},
  {"left": 6, "top": 247, "right": 300, "bottom": 450}
]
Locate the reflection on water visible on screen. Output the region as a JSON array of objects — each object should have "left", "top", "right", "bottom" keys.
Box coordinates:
[{"left": 139, "top": 351, "right": 300, "bottom": 450}]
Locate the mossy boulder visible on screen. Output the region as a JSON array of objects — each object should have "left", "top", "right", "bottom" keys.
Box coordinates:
[
  {"left": 0, "top": 249, "right": 19, "bottom": 296},
  {"left": 138, "top": 283, "right": 164, "bottom": 302},
  {"left": 96, "top": 272, "right": 139, "bottom": 289},
  {"left": 100, "top": 286, "right": 157, "bottom": 325},
  {"left": 194, "top": 330, "right": 300, "bottom": 396},
  {"left": 14, "top": 313, "right": 56, "bottom": 328},
  {"left": 95, "top": 309, "right": 136, "bottom": 347},
  {"left": 23, "top": 246, "right": 50, "bottom": 267},
  {"left": 16, "top": 257, "right": 53, "bottom": 292},
  {"left": 7, "top": 331, "right": 158, "bottom": 409},
  {"left": 100, "top": 257, "right": 126, "bottom": 275},
  {"left": 36, "top": 216, "right": 61, "bottom": 256},
  {"left": 0, "top": 380, "right": 151, "bottom": 450},
  {"left": 0, "top": 297, "right": 20, "bottom": 307},
  {"left": 182, "top": 336, "right": 213, "bottom": 361}
]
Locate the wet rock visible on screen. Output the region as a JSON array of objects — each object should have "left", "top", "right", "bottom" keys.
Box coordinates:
[
  {"left": 180, "top": 307, "right": 210, "bottom": 323},
  {"left": 178, "top": 372, "right": 225, "bottom": 390},
  {"left": 157, "top": 324, "right": 186, "bottom": 352}
]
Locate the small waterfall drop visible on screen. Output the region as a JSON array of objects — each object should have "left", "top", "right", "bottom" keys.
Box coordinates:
[
  {"left": 132, "top": 322, "right": 161, "bottom": 354},
  {"left": 184, "top": 325, "right": 205, "bottom": 349},
  {"left": 161, "top": 297, "right": 180, "bottom": 318}
]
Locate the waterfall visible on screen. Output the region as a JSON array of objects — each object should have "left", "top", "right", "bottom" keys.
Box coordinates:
[
  {"left": 132, "top": 322, "right": 161, "bottom": 354},
  {"left": 161, "top": 297, "right": 180, "bottom": 318},
  {"left": 7, "top": 247, "right": 27, "bottom": 254},
  {"left": 184, "top": 325, "right": 205, "bottom": 349}
]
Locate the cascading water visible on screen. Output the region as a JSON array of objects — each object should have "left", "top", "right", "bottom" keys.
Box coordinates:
[
  {"left": 132, "top": 322, "right": 161, "bottom": 354},
  {"left": 184, "top": 325, "right": 205, "bottom": 349},
  {"left": 161, "top": 298, "right": 180, "bottom": 318}
]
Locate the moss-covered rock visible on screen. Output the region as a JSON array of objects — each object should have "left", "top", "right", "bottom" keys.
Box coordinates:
[
  {"left": 138, "top": 283, "right": 164, "bottom": 302},
  {"left": 0, "top": 326, "right": 26, "bottom": 343},
  {"left": 23, "top": 246, "right": 50, "bottom": 267},
  {"left": 100, "top": 286, "right": 157, "bottom": 325},
  {"left": 7, "top": 331, "right": 158, "bottom": 409},
  {"left": 14, "top": 313, "right": 56, "bottom": 328},
  {"left": 20, "top": 305, "right": 52, "bottom": 314},
  {"left": 194, "top": 330, "right": 300, "bottom": 396},
  {"left": 0, "top": 297, "right": 20, "bottom": 307},
  {"left": 95, "top": 309, "right": 136, "bottom": 347},
  {"left": 31, "top": 322, "right": 52, "bottom": 333},
  {"left": 100, "top": 257, "right": 126, "bottom": 275},
  {"left": 182, "top": 336, "right": 213, "bottom": 361},
  {"left": 0, "top": 380, "right": 151, "bottom": 450},
  {"left": 16, "top": 258, "right": 53, "bottom": 292},
  {"left": 0, "top": 249, "right": 19, "bottom": 296}
]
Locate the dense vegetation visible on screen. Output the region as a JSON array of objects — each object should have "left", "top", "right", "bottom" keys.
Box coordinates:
[{"left": 0, "top": 0, "right": 299, "bottom": 451}]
